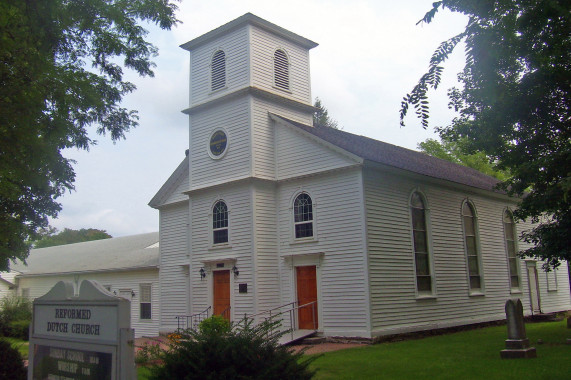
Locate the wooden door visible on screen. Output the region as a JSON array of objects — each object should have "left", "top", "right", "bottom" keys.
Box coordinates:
[
  {"left": 296, "top": 266, "right": 318, "bottom": 329},
  {"left": 213, "top": 270, "right": 230, "bottom": 320},
  {"left": 526, "top": 262, "right": 541, "bottom": 314}
]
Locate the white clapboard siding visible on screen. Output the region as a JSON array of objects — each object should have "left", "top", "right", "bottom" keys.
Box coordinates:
[
  {"left": 252, "top": 182, "right": 281, "bottom": 315},
  {"left": 0, "top": 271, "right": 17, "bottom": 299},
  {"left": 189, "top": 182, "right": 255, "bottom": 320},
  {"left": 277, "top": 169, "right": 370, "bottom": 337},
  {"left": 159, "top": 204, "right": 190, "bottom": 333},
  {"left": 516, "top": 217, "right": 571, "bottom": 314},
  {"left": 250, "top": 26, "right": 312, "bottom": 104},
  {"left": 161, "top": 167, "right": 189, "bottom": 207},
  {"left": 364, "top": 168, "right": 571, "bottom": 336},
  {"left": 251, "top": 97, "right": 313, "bottom": 180},
  {"left": 274, "top": 119, "right": 358, "bottom": 181},
  {"left": 189, "top": 97, "right": 251, "bottom": 189},
  {"left": 189, "top": 25, "right": 249, "bottom": 105},
  {"left": 18, "top": 270, "right": 159, "bottom": 338}
]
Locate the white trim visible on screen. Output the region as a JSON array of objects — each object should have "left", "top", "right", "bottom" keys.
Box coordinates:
[
  {"left": 207, "top": 128, "right": 230, "bottom": 160},
  {"left": 210, "top": 198, "right": 230, "bottom": 247},
  {"left": 461, "top": 198, "right": 485, "bottom": 295},
  {"left": 502, "top": 207, "right": 522, "bottom": 293},
  {"left": 209, "top": 48, "right": 227, "bottom": 93},
  {"left": 290, "top": 189, "right": 318, "bottom": 243},
  {"left": 408, "top": 188, "right": 437, "bottom": 298}
]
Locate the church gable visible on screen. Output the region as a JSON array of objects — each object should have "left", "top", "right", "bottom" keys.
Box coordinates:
[
  {"left": 149, "top": 156, "right": 189, "bottom": 208},
  {"left": 273, "top": 115, "right": 361, "bottom": 180}
]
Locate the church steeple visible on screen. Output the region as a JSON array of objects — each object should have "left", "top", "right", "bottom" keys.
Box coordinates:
[{"left": 180, "top": 13, "right": 318, "bottom": 190}]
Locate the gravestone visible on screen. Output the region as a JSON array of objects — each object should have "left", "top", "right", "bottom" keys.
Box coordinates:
[
  {"left": 28, "top": 280, "right": 135, "bottom": 379},
  {"left": 500, "top": 298, "right": 537, "bottom": 359}
]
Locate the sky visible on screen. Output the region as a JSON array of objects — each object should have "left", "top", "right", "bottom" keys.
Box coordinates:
[{"left": 50, "top": 0, "right": 468, "bottom": 237}]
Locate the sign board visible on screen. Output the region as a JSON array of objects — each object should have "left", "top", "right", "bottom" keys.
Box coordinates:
[{"left": 28, "top": 280, "right": 135, "bottom": 380}]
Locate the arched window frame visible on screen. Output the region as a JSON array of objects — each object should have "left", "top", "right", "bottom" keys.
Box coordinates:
[
  {"left": 273, "top": 48, "right": 290, "bottom": 91},
  {"left": 292, "top": 191, "right": 316, "bottom": 241},
  {"left": 461, "top": 199, "right": 484, "bottom": 294},
  {"left": 502, "top": 208, "right": 521, "bottom": 292},
  {"left": 409, "top": 190, "right": 436, "bottom": 297},
  {"left": 212, "top": 200, "right": 229, "bottom": 245},
  {"left": 210, "top": 49, "right": 226, "bottom": 92}
]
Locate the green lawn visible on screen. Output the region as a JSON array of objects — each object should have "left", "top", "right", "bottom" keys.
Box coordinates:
[
  {"left": 310, "top": 320, "right": 571, "bottom": 380},
  {"left": 2, "top": 337, "right": 29, "bottom": 359},
  {"left": 136, "top": 320, "right": 570, "bottom": 380}
]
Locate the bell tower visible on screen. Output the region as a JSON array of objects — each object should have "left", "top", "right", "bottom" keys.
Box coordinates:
[{"left": 180, "top": 13, "right": 318, "bottom": 189}]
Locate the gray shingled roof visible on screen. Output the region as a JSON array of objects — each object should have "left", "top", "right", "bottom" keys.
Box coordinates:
[
  {"left": 11, "top": 232, "right": 159, "bottom": 276},
  {"left": 275, "top": 115, "right": 501, "bottom": 192}
]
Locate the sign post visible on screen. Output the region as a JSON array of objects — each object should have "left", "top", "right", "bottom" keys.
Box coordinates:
[{"left": 28, "top": 280, "right": 135, "bottom": 379}]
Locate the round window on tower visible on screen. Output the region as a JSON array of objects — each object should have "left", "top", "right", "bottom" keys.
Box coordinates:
[{"left": 208, "top": 129, "right": 228, "bottom": 159}]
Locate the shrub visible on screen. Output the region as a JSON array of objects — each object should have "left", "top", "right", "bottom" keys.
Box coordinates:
[
  {"left": 197, "top": 314, "right": 230, "bottom": 335},
  {"left": 135, "top": 341, "right": 163, "bottom": 365},
  {"left": 0, "top": 295, "right": 32, "bottom": 322},
  {"left": 150, "top": 317, "right": 315, "bottom": 380},
  {"left": 0, "top": 296, "right": 32, "bottom": 339},
  {"left": 0, "top": 339, "right": 27, "bottom": 380},
  {"left": 6, "top": 320, "right": 30, "bottom": 341}
]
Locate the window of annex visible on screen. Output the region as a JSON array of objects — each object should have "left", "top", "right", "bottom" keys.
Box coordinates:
[
  {"left": 503, "top": 209, "right": 521, "bottom": 291},
  {"left": 211, "top": 49, "right": 226, "bottom": 92},
  {"left": 139, "top": 284, "right": 152, "bottom": 320},
  {"left": 274, "top": 49, "right": 289, "bottom": 90},
  {"left": 462, "top": 200, "right": 483, "bottom": 293},
  {"left": 293, "top": 193, "right": 314, "bottom": 239},
  {"left": 213, "top": 200, "right": 229, "bottom": 245},
  {"left": 410, "top": 191, "right": 434, "bottom": 295}
]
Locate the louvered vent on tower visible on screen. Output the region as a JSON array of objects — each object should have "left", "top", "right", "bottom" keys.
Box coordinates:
[
  {"left": 274, "top": 49, "right": 289, "bottom": 90},
  {"left": 211, "top": 50, "right": 226, "bottom": 91}
]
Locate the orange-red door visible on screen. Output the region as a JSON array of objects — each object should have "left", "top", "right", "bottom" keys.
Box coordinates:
[
  {"left": 296, "top": 265, "right": 318, "bottom": 329},
  {"left": 213, "top": 270, "right": 230, "bottom": 320}
]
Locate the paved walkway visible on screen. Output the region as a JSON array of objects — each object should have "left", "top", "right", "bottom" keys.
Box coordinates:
[{"left": 135, "top": 335, "right": 366, "bottom": 356}]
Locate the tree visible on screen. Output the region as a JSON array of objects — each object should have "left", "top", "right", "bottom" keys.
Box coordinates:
[
  {"left": 0, "top": 0, "right": 179, "bottom": 270},
  {"left": 418, "top": 138, "right": 510, "bottom": 181},
  {"left": 400, "top": 1, "right": 570, "bottom": 268},
  {"left": 33, "top": 227, "right": 112, "bottom": 249},
  {"left": 313, "top": 97, "right": 339, "bottom": 129}
]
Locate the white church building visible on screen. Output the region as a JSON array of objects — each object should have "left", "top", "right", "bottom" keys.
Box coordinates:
[{"left": 149, "top": 13, "right": 570, "bottom": 338}]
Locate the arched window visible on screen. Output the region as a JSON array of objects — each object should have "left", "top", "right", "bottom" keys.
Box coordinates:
[
  {"left": 462, "top": 201, "right": 482, "bottom": 291},
  {"left": 293, "top": 193, "right": 313, "bottom": 239},
  {"left": 274, "top": 49, "right": 289, "bottom": 90},
  {"left": 410, "top": 192, "right": 432, "bottom": 293},
  {"left": 211, "top": 50, "right": 226, "bottom": 91},
  {"left": 503, "top": 210, "right": 520, "bottom": 289},
  {"left": 213, "top": 200, "right": 228, "bottom": 244}
]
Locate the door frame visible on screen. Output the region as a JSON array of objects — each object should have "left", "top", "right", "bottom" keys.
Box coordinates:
[
  {"left": 525, "top": 260, "right": 541, "bottom": 315},
  {"left": 287, "top": 253, "right": 323, "bottom": 332},
  {"left": 204, "top": 259, "right": 236, "bottom": 321}
]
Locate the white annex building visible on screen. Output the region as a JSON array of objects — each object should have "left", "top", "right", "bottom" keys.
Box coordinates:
[
  {"left": 2, "top": 233, "right": 160, "bottom": 338},
  {"left": 149, "top": 13, "right": 570, "bottom": 338}
]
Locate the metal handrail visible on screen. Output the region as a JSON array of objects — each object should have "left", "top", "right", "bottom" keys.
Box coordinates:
[
  {"left": 219, "top": 306, "right": 231, "bottom": 320},
  {"left": 175, "top": 306, "right": 211, "bottom": 330},
  {"left": 234, "top": 301, "right": 317, "bottom": 342}
]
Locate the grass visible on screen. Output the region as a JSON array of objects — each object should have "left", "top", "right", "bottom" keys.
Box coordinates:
[
  {"left": 2, "top": 337, "right": 29, "bottom": 359},
  {"left": 136, "top": 320, "right": 570, "bottom": 380},
  {"left": 309, "top": 320, "right": 571, "bottom": 380}
]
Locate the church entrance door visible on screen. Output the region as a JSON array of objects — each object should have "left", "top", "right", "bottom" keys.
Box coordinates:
[
  {"left": 296, "top": 265, "right": 318, "bottom": 330},
  {"left": 213, "top": 270, "right": 231, "bottom": 320}
]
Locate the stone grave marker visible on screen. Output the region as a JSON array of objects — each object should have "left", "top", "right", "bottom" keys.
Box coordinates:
[
  {"left": 500, "top": 298, "right": 536, "bottom": 359},
  {"left": 28, "top": 280, "right": 135, "bottom": 379}
]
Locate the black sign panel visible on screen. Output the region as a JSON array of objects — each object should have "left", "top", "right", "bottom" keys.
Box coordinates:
[{"left": 32, "top": 345, "right": 112, "bottom": 380}]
